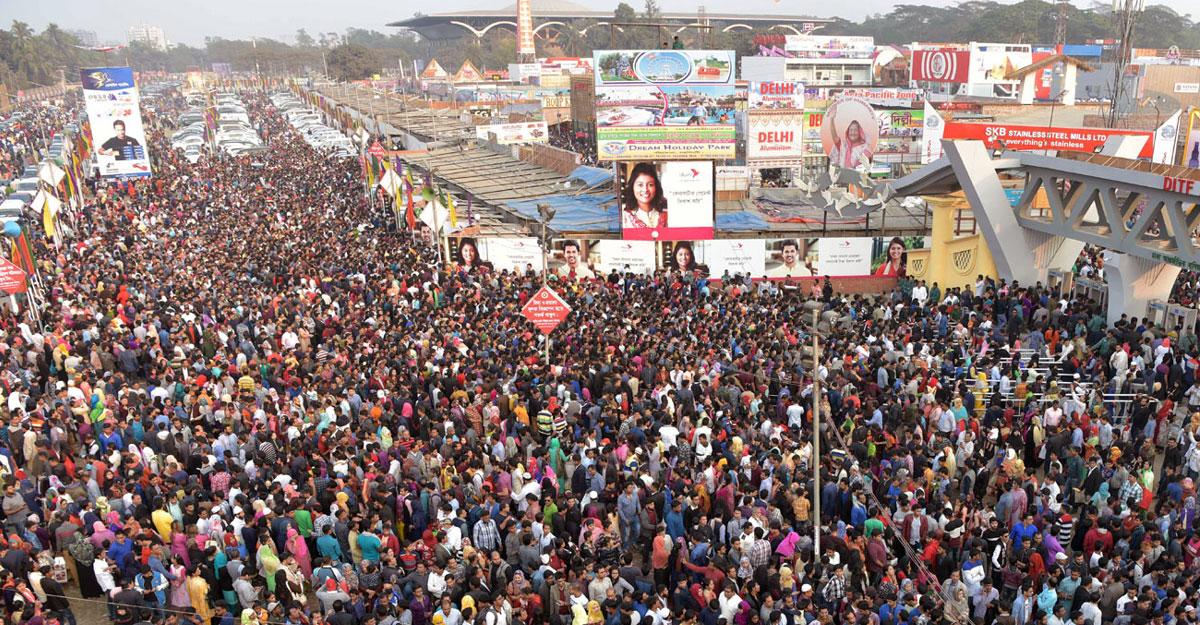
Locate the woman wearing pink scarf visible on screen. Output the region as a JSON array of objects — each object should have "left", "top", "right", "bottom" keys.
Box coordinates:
[
  {"left": 88, "top": 521, "right": 115, "bottom": 549},
  {"left": 286, "top": 526, "right": 312, "bottom": 579},
  {"left": 170, "top": 525, "right": 191, "bottom": 568}
]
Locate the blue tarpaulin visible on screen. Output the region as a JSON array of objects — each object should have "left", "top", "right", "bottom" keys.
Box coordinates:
[
  {"left": 508, "top": 194, "right": 620, "bottom": 233},
  {"left": 567, "top": 166, "right": 613, "bottom": 188},
  {"left": 715, "top": 211, "right": 770, "bottom": 231}
]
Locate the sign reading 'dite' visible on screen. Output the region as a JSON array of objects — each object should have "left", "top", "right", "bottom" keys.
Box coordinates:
[{"left": 521, "top": 286, "right": 572, "bottom": 333}]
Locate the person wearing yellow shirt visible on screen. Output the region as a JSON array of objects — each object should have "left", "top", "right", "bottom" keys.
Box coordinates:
[{"left": 151, "top": 501, "right": 174, "bottom": 542}]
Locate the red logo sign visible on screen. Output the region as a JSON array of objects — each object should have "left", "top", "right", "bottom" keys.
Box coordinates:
[
  {"left": 0, "top": 258, "right": 27, "bottom": 295},
  {"left": 912, "top": 50, "right": 970, "bottom": 83},
  {"left": 368, "top": 141, "right": 385, "bottom": 158},
  {"left": 521, "top": 286, "right": 571, "bottom": 334}
]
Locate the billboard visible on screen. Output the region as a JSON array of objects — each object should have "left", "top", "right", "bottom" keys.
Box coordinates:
[
  {"left": 783, "top": 35, "right": 874, "bottom": 59},
  {"left": 749, "top": 82, "right": 805, "bottom": 110},
  {"left": 451, "top": 237, "right": 544, "bottom": 274},
  {"left": 810, "top": 236, "right": 924, "bottom": 277},
  {"left": 748, "top": 112, "right": 805, "bottom": 165},
  {"left": 942, "top": 122, "right": 1154, "bottom": 159},
  {"left": 821, "top": 97, "right": 878, "bottom": 169},
  {"left": 911, "top": 50, "right": 970, "bottom": 83},
  {"left": 81, "top": 66, "right": 151, "bottom": 178},
  {"left": 594, "top": 50, "right": 737, "bottom": 160},
  {"left": 475, "top": 121, "right": 548, "bottom": 144},
  {"left": 920, "top": 101, "right": 944, "bottom": 164},
  {"left": 968, "top": 44, "right": 1031, "bottom": 98},
  {"left": 618, "top": 161, "right": 714, "bottom": 240}
]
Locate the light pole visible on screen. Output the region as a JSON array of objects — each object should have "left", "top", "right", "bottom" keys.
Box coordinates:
[
  {"left": 537, "top": 201, "right": 556, "bottom": 364},
  {"left": 811, "top": 307, "right": 820, "bottom": 557}
]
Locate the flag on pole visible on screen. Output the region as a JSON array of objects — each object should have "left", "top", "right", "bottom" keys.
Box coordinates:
[
  {"left": 405, "top": 185, "right": 417, "bottom": 230},
  {"left": 446, "top": 193, "right": 458, "bottom": 229}
]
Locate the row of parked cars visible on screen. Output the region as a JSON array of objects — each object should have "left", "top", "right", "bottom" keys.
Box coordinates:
[
  {"left": 1, "top": 120, "right": 83, "bottom": 224},
  {"left": 269, "top": 92, "right": 355, "bottom": 159},
  {"left": 171, "top": 93, "right": 264, "bottom": 162}
]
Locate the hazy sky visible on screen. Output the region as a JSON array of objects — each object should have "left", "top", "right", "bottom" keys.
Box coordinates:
[{"left": 5, "top": 0, "right": 1195, "bottom": 47}]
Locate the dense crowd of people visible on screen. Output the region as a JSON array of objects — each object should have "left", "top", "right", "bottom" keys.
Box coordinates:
[{"left": 1, "top": 87, "right": 1199, "bottom": 625}]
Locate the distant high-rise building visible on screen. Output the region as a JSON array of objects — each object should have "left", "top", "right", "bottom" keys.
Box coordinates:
[
  {"left": 128, "top": 24, "right": 167, "bottom": 51},
  {"left": 67, "top": 29, "right": 99, "bottom": 47}
]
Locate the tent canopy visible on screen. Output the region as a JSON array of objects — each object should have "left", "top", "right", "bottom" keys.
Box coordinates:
[{"left": 507, "top": 194, "right": 620, "bottom": 234}]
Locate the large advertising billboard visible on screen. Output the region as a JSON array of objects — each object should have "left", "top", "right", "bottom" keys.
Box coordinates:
[
  {"left": 748, "top": 82, "right": 806, "bottom": 167},
  {"left": 475, "top": 121, "right": 549, "bottom": 144},
  {"left": 81, "top": 66, "right": 152, "bottom": 178},
  {"left": 1184, "top": 109, "right": 1200, "bottom": 168},
  {"left": 547, "top": 239, "right": 657, "bottom": 277},
  {"left": 618, "top": 161, "right": 714, "bottom": 240},
  {"left": 653, "top": 237, "right": 928, "bottom": 279},
  {"left": 594, "top": 50, "right": 737, "bottom": 160},
  {"left": 968, "top": 44, "right": 1031, "bottom": 98},
  {"left": 450, "top": 237, "right": 544, "bottom": 274},
  {"left": 942, "top": 122, "right": 1154, "bottom": 158}
]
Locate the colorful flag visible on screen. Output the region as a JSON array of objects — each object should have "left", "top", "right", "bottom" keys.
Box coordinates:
[
  {"left": 446, "top": 193, "right": 458, "bottom": 229},
  {"left": 405, "top": 185, "right": 417, "bottom": 230}
]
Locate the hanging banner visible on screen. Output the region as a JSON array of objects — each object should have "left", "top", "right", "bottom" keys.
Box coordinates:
[
  {"left": 920, "top": 101, "right": 944, "bottom": 164},
  {"left": 942, "top": 122, "right": 1154, "bottom": 159},
  {"left": 1154, "top": 109, "right": 1183, "bottom": 165},
  {"left": 81, "top": 66, "right": 152, "bottom": 178},
  {"left": 698, "top": 240, "right": 767, "bottom": 278},
  {"left": 482, "top": 237, "right": 545, "bottom": 273},
  {"left": 595, "top": 240, "right": 655, "bottom": 275}
]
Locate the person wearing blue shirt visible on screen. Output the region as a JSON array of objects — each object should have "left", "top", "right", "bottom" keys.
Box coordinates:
[
  {"left": 107, "top": 534, "right": 133, "bottom": 576},
  {"left": 98, "top": 423, "right": 122, "bottom": 454},
  {"left": 1010, "top": 514, "right": 1037, "bottom": 551},
  {"left": 316, "top": 525, "right": 343, "bottom": 563},
  {"left": 666, "top": 500, "right": 686, "bottom": 543},
  {"left": 358, "top": 528, "right": 382, "bottom": 562}
]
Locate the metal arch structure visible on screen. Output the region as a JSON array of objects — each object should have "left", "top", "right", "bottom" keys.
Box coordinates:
[
  {"left": 722, "top": 24, "right": 754, "bottom": 32},
  {"left": 533, "top": 21, "right": 566, "bottom": 35},
  {"left": 939, "top": 137, "right": 1200, "bottom": 325},
  {"left": 449, "top": 20, "right": 518, "bottom": 38},
  {"left": 673, "top": 22, "right": 709, "bottom": 33},
  {"left": 770, "top": 24, "right": 803, "bottom": 35}
]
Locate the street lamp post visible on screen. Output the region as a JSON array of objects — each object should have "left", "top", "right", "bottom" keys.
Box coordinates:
[{"left": 537, "top": 201, "right": 556, "bottom": 364}]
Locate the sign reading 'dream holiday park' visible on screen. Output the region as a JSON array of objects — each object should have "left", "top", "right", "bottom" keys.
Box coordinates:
[
  {"left": 521, "top": 286, "right": 571, "bottom": 333},
  {"left": 594, "top": 50, "right": 737, "bottom": 160},
  {"left": 942, "top": 122, "right": 1154, "bottom": 159}
]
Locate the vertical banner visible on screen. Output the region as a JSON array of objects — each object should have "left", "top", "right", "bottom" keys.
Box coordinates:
[
  {"left": 1154, "top": 109, "right": 1182, "bottom": 165},
  {"left": 1186, "top": 109, "right": 1200, "bottom": 168},
  {"left": 81, "top": 66, "right": 152, "bottom": 178},
  {"left": 920, "top": 101, "right": 944, "bottom": 164}
]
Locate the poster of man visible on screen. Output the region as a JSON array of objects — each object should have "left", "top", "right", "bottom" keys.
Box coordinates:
[
  {"left": 766, "top": 239, "right": 815, "bottom": 278},
  {"left": 80, "top": 66, "right": 153, "bottom": 178},
  {"left": 97, "top": 119, "right": 144, "bottom": 160},
  {"left": 552, "top": 240, "right": 597, "bottom": 279}
]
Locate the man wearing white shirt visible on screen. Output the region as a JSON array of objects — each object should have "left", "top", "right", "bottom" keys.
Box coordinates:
[{"left": 911, "top": 281, "right": 928, "bottom": 305}]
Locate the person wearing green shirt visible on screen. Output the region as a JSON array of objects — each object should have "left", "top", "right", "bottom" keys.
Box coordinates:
[
  {"left": 671, "top": 36, "right": 684, "bottom": 49},
  {"left": 295, "top": 509, "right": 313, "bottom": 537},
  {"left": 863, "top": 516, "right": 884, "bottom": 539}
]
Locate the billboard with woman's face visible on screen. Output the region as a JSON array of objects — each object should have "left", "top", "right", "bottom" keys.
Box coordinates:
[
  {"left": 820, "top": 97, "right": 878, "bottom": 171},
  {"left": 618, "top": 161, "right": 714, "bottom": 241}
]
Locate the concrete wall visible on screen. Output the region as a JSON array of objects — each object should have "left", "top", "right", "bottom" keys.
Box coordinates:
[{"left": 905, "top": 194, "right": 1000, "bottom": 291}]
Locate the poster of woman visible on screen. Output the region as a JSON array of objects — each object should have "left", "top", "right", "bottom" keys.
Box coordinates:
[
  {"left": 618, "top": 162, "right": 714, "bottom": 241},
  {"left": 821, "top": 98, "right": 878, "bottom": 170}
]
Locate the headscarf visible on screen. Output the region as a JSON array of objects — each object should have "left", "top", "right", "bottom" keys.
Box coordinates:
[
  {"left": 587, "top": 601, "right": 603, "bottom": 624},
  {"left": 737, "top": 556, "right": 753, "bottom": 580},
  {"left": 572, "top": 604, "right": 588, "bottom": 625}
]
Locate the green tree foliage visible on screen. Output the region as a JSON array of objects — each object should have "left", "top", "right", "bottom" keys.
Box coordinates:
[{"left": 327, "top": 43, "right": 380, "bottom": 81}]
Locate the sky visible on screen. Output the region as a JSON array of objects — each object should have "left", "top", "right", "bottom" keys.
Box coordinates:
[{"left": 5, "top": 0, "right": 1196, "bottom": 47}]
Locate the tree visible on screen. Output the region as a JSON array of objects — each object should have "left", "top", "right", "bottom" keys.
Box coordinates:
[
  {"left": 296, "top": 29, "right": 315, "bottom": 48},
  {"left": 327, "top": 43, "right": 379, "bottom": 81},
  {"left": 643, "top": 0, "right": 661, "bottom": 23}
]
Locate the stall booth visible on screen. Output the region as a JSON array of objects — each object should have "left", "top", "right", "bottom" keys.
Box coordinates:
[
  {"left": 1146, "top": 300, "right": 1199, "bottom": 334},
  {"left": 1046, "top": 268, "right": 1074, "bottom": 299},
  {"left": 1073, "top": 276, "right": 1107, "bottom": 308}
]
